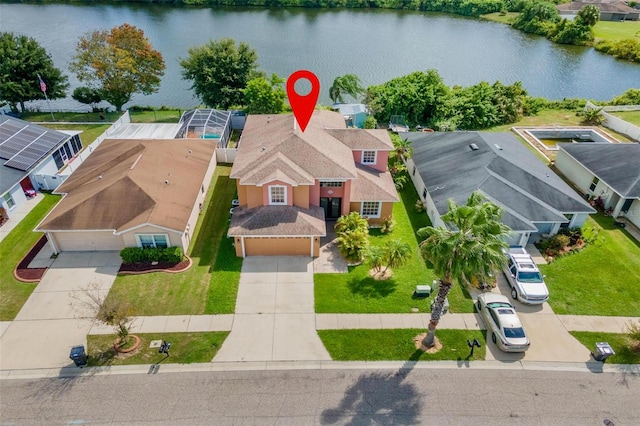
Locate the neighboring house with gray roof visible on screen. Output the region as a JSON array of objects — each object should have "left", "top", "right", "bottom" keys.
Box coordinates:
[
  {"left": 404, "top": 132, "right": 595, "bottom": 246},
  {"left": 1, "top": 116, "right": 83, "bottom": 222},
  {"left": 228, "top": 110, "right": 399, "bottom": 257},
  {"left": 555, "top": 143, "right": 640, "bottom": 229}
]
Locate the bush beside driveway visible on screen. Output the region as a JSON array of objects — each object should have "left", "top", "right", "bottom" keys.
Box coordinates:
[{"left": 541, "top": 213, "right": 640, "bottom": 317}]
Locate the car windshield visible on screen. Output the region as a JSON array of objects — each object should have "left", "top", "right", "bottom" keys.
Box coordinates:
[
  {"left": 504, "top": 327, "right": 526, "bottom": 338},
  {"left": 517, "top": 271, "right": 543, "bottom": 283},
  {"left": 487, "top": 302, "right": 512, "bottom": 309}
]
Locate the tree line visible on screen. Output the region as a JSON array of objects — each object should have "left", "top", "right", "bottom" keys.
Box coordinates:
[{"left": 2, "top": 30, "right": 638, "bottom": 132}]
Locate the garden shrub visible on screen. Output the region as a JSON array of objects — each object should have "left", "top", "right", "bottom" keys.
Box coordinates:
[
  {"left": 120, "top": 247, "right": 184, "bottom": 264},
  {"left": 380, "top": 215, "right": 396, "bottom": 234},
  {"left": 548, "top": 234, "right": 570, "bottom": 251}
]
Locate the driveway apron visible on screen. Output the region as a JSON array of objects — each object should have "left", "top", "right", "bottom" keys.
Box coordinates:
[
  {"left": 0, "top": 252, "right": 121, "bottom": 370},
  {"left": 213, "top": 256, "right": 331, "bottom": 362}
]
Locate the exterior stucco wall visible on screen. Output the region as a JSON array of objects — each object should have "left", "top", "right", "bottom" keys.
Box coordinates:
[
  {"left": 181, "top": 151, "right": 217, "bottom": 251},
  {"left": 261, "top": 180, "right": 293, "bottom": 206},
  {"left": 352, "top": 150, "right": 388, "bottom": 172},
  {"left": 1, "top": 184, "right": 28, "bottom": 219},
  {"left": 245, "top": 186, "right": 264, "bottom": 209},
  {"left": 625, "top": 200, "right": 640, "bottom": 229},
  {"left": 348, "top": 201, "right": 394, "bottom": 225},
  {"left": 293, "top": 185, "right": 310, "bottom": 209},
  {"left": 555, "top": 149, "right": 595, "bottom": 196}
]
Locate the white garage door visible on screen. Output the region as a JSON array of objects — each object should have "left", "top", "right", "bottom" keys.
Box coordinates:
[{"left": 53, "top": 232, "right": 124, "bottom": 251}]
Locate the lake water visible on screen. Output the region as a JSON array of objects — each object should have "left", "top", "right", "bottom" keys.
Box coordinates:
[{"left": 1, "top": 3, "right": 639, "bottom": 111}]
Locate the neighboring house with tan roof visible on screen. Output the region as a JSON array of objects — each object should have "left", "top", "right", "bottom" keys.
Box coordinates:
[
  {"left": 36, "top": 138, "right": 217, "bottom": 253},
  {"left": 557, "top": 0, "right": 639, "bottom": 20},
  {"left": 228, "top": 110, "right": 399, "bottom": 257}
]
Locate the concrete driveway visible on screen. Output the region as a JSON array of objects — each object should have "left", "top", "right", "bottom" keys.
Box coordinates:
[
  {"left": 483, "top": 274, "right": 591, "bottom": 363},
  {"left": 0, "top": 252, "right": 121, "bottom": 370},
  {"left": 214, "top": 256, "right": 331, "bottom": 362}
]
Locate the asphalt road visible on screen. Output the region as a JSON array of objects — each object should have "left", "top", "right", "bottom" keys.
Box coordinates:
[{"left": 1, "top": 368, "right": 638, "bottom": 425}]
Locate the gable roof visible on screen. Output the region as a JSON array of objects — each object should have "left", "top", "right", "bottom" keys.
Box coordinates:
[
  {"left": 560, "top": 143, "right": 640, "bottom": 198},
  {"left": 406, "top": 132, "right": 594, "bottom": 232},
  {"left": 228, "top": 205, "right": 326, "bottom": 236},
  {"left": 36, "top": 138, "right": 215, "bottom": 233},
  {"left": 231, "top": 111, "right": 393, "bottom": 184}
]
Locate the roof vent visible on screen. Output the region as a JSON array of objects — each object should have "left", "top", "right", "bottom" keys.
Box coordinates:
[
  {"left": 188, "top": 149, "right": 192, "bottom": 154},
  {"left": 98, "top": 174, "right": 103, "bottom": 180},
  {"left": 469, "top": 143, "right": 479, "bottom": 151},
  {"left": 494, "top": 144, "right": 502, "bottom": 150},
  {"left": 164, "top": 180, "right": 169, "bottom": 185}
]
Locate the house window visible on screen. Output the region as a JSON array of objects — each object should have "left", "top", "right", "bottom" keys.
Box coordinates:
[
  {"left": 52, "top": 150, "right": 64, "bottom": 169},
  {"left": 320, "top": 182, "right": 343, "bottom": 188},
  {"left": 136, "top": 234, "right": 169, "bottom": 249},
  {"left": 589, "top": 177, "right": 599, "bottom": 192},
  {"left": 3, "top": 193, "right": 15, "bottom": 209},
  {"left": 422, "top": 188, "right": 428, "bottom": 199},
  {"left": 269, "top": 185, "right": 286, "bottom": 205},
  {"left": 361, "top": 151, "right": 376, "bottom": 165},
  {"left": 361, "top": 201, "right": 381, "bottom": 218}
]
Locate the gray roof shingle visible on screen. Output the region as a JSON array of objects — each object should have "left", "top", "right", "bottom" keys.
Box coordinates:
[{"left": 560, "top": 143, "right": 640, "bottom": 198}]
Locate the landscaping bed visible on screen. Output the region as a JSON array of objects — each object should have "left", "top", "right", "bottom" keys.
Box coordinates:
[
  {"left": 14, "top": 235, "right": 48, "bottom": 282},
  {"left": 118, "top": 257, "right": 191, "bottom": 274}
]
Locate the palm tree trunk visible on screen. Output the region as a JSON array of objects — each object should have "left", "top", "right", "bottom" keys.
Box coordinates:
[{"left": 422, "top": 280, "right": 452, "bottom": 348}]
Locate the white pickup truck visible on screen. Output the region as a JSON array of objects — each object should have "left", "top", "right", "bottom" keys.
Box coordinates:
[{"left": 503, "top": 246, "right": 549, "bottom": 305}]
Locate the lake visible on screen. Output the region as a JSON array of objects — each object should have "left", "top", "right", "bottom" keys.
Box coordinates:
[{"left": 1, "top": 3, "right": 639, "bottom": 111}]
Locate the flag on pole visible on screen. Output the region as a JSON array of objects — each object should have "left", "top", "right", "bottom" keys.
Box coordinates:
[{"left": 37, "top": 74, "right": 47, "bottom": 93}]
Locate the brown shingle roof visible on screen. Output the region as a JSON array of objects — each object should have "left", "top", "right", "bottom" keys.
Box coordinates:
[
  {"left": 231, "top": 111, "right": 394, "bottom": 183},
  {"left": 350, "top": 164, "right": 400, "bottom": 202},
  {"left": 37, "top": 138, "right": 215, "bottom": 233},
  {"left": 228, "top": 205, "right": 326, "bottom": 236}
]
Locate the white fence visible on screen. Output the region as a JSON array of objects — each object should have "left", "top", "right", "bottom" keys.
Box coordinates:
[
  {"left": 216, "top": 148, "right": 237, "bottom": 164},
  {"left": 59, "top": 111, "right": 132, "bottom": 176},
  {"left": 585, "top": 101, "right": 640, "bottom": 142}
]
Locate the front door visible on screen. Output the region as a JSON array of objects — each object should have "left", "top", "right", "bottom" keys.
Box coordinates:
[{"left": 320, "top": 197, "right": 342, "bottom": 220}]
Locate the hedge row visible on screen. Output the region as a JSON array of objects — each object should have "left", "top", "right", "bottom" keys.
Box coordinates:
[{"left": 120, "top": 247, "right": 184, "bottom": 264}]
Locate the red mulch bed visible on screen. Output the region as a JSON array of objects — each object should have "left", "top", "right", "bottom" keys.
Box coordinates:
[
  {"left": 15, "top": 235, "right": 49, "bottom": 282},
  {"left": 118, "top": 258, "right": 191, "bottom": 274}
]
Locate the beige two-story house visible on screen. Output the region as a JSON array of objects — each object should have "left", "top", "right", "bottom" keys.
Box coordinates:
[{"left": 228, "top": 110, "right": 399, "bottom": 257}]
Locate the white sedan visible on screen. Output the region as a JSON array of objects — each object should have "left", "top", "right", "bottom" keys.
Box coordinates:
[{"left": 476, "top": 293, "right": 530, "bottom": 353}]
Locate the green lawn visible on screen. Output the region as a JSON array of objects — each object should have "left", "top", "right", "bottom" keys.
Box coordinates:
[
  {"left": 0, "top": 193, "right": 60, "bottom": 320},
  {"left": 20, "top": 111, "right": 122, "bottom": 123},
  {"left": 314, "top": 173, "right": 474, "bottom": 314},
  {"left": 40, "top": 123, "right": 110, "bottom": 148},
  {"left": 570, "top": 331, "right": 640, "bottom": 364},
  {"left": 318, "top": 329, "right": 486, "bottom": 361},
  {"left": 107, "top": 165, "right": 242, "bottom": 316},
  {"left": 610, "top": 110, "right": 640, "bottom": 126},
  {"left": 593, "top": 20, "right": 640, "bottom": 42},
  {"left": 480, "top": 12, "right": 519, "bottom": 25},
  {"left": 540, "top": 214, "right": 640, "bottom": 316},
  {"left": 86, "top": 331, "right": 229, "bottom": 366},
  {"left": 129, "top": 110, "right": 183, "bottom": 124}
]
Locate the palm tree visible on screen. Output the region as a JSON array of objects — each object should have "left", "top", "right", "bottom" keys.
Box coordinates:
[
  {"left": 577, "top": 5, "right": 600, "bottom": 27},
  {"left": 367, "top": 245, "right": 386, "bottom": 273},
  {"left": 382, "top": 239, "right": 412, "bottom": 273},
  {"left": 418, "top": 192, "right": 511, "bottom": 348},
  {"left": 329, "top": 74, "right": 365, "bottom": 104},
  {"left": 391, "top": 135, "right": 414, "bottom": 161}
]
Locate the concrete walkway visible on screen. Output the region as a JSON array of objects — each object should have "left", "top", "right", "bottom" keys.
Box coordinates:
[
  {"left": 0, "top": 252, "right": 121, "bottom": 370},
  {"left": 213, "top": 257, "right": 331, "bottom": 362},
  {"left": 0, "top": 193, "right": 44, "bottom": 243}
]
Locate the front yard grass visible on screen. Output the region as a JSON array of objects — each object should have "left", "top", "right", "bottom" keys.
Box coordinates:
[
  {"left": 0, "top": 193, "right": 60, "bottom": 320},
  {"left": 86, "top": 331, "right": 229, "bottom": 366},
  {"left": 540, "top": 213, "right": 640, "bottom": 317},
  {"left": 318, "top": 329, "right": 486, "bottom": 361},
  {"left": 610, "top": 110, "right": 640, "bottom": 127},
  {"left": 570, "top": 331, "right": 640, "bottom": 364},
  {"left": 107, "top": 165, "right": 241, "bottom": 315},
  {"left": 314, "top": 173, "right": 474, "bottom": 314}
]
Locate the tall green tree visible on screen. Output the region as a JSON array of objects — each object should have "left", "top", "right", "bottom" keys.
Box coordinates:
[
  {"left": 577, "top": 4, "right": 600, "bottom": 27},
  {"left": 243, "top": 74, "right": 285, "bottom": 114},
  {"left": 0, "top": 32, "right": 68, "bottom": 113},
  {"left": 329, "top": 74, "right": 365, "bottom": 104},
  {"left": 181, "top": 38, "right": 260, "bottom": 109},
  {"left": 418, "top": 192, "right": 510, "bottom": 348},
  {"left": 70, "top": 24, "right": 165, "bottom": 112}
]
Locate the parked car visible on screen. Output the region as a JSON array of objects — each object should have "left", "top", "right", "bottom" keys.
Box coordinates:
[
  {"left": 476, "top": 293, "right": 530, "bottom": 353},
  {"left": 503, "top": 246, "right": 549, "bottom": 305}
]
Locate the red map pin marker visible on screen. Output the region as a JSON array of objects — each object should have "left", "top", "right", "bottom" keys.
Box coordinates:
[{"left": 286, "top": 70, "right": 320, "bottom": 133}]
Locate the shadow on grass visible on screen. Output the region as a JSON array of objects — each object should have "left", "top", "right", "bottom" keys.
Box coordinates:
[
  {"left": 591, "top": 212, "right": 640, "bottom": 249},
  {"left": 397, "top": 171, "right": 431, "bottom": 239},
  {"left": 347, "top": 276, "right": 397, "bottom": 298}
]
